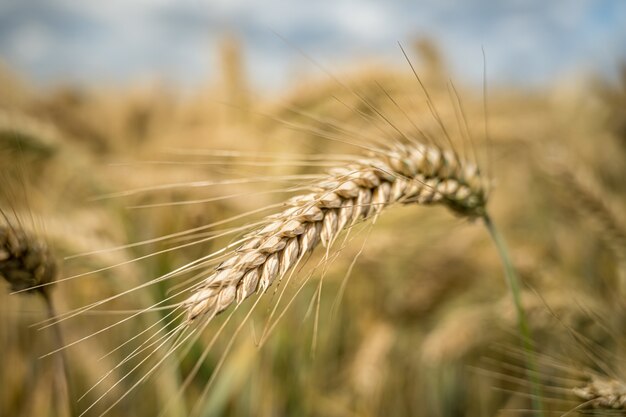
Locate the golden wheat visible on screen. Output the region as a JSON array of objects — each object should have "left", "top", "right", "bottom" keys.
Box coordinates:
[{"left": 183, "top": 142, "right": 488, "bottom": 322}]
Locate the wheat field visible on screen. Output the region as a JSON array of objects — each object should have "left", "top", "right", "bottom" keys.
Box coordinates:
[{"left": 1, "top": 38, "right": 625, "bottom": 417}]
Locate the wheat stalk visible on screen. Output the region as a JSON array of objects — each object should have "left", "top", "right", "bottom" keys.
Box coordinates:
[{"left": 182, "top": 142, "right": 488, "bottom": 322}]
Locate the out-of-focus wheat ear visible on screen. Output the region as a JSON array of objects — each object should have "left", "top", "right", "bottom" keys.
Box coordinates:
[
  {"left": 0, "top": 110, "right": 61, "bottom": 160},
  {"left": 0, "top": 225, "right": 57, "bottom": 295},
  {"left": 572, "top": 374, "right": 626, "bottom": 411},
  {"left": 0, "top": 222, "right": 74, "bottom": 417},
  {"left": 181, "top": 141, "right": 488, "bottom": 324},
  {"left": 544, "top": 156, "right": 626, "bottom": 298}
]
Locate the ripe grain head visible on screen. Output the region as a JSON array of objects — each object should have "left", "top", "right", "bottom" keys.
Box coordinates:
[
  {"left": 0, "top": 225, "right": 57, "bottom": 295},
  {"left": 182, "top": 141, "right": 488, "bottom": 323}
]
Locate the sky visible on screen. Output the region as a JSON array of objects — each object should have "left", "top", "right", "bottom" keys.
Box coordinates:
[{"left": 0, "top": 0, "right": 625, "bottom": 91}]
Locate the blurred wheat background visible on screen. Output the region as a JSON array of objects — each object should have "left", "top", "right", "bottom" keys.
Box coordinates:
[{"left": 1, "top": 1, "right": 626, "bottom": 417}]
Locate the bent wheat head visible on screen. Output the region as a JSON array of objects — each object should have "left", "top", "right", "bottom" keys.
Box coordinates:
[{"left": 183, "top": 142, "right": 487, "bottom": 322}]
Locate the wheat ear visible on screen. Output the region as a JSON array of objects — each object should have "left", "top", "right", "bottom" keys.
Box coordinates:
[
  {"left": 0, "top": 225, "right": 57, "bottom": 294},
  {"left": 0, "top": 224, "right": 74, "bottom": 417},
  {"left": 573, "top": 375, "right": 626, "bottom": 410},
  {"left": 182, "top": 142, "right": 487, "bottom": 322}
]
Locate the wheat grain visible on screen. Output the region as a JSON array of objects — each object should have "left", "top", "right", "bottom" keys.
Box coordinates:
[{"left": 182, "top": 142, "right": 488, "bottom": 322}]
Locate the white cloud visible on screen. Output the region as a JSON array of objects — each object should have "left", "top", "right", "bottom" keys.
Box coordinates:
[
  {"left": 331, "top": 1, "right": 393, "bottom": 41},
  {"left": 0, "top": 0, "right": 624, "bottom": 89},
  {"left": 7, "top": 20, "right": 52, "bottom": 65}
]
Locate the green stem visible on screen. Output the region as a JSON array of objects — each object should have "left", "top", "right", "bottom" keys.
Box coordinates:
[{"left": 482, "top": 213, "right": 544, "bottom": 417}]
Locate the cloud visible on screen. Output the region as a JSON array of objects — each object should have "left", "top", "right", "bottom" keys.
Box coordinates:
[{"left": 0, "top": 0, "right": 624, "bottom": 89}]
